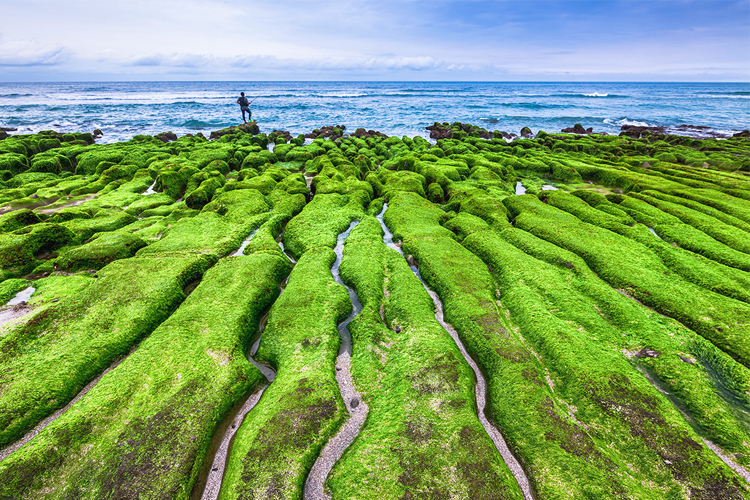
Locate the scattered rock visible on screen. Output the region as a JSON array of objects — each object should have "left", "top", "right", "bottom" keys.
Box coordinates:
[
  {"left": 426, "top": 122, "right": 494, "bottom": 140},
  {"left": 352, "top": 127, "right": 388, "bottom": 139},
  {"left": 92, "top": 128, "right": 103, "bottom": 137},
  {"left": 268, "top": 129, "right": 294, "bottom": 143},
  {"left": 426, "top": 123, "right": 453, "bottom": 140},
  {"left": 304, "top": 125, "right": 347, "bottom": 140},
  {"left": 155, "top": 131, "right": 178, "bottom": 143},
  {"left": 561, "top": 123, "right": 593, "bottom": 134},
  {"left": 520, "top": 126, "right": 533, "bottom": 138},
  {"left": 635, "top": 348, "right": 660, "bottom": 358}
]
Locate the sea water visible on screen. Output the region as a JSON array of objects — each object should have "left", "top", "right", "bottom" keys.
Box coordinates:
[{"left": 0, "top": 81, "right": 747, "bottom": 143}]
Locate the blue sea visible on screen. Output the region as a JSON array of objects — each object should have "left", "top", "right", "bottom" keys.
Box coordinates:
[{"left": 0, "top": 81, "right": 748, "bottom": 143}]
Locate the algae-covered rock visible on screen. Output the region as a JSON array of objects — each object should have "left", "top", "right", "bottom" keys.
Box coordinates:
[
  {"left": 56, "top": 232, "right": 148, "bottom": 271},
  {"left": 0, "top": 222, "right": 75, "bottom": 271},
  {"left": 0, "top": 153, "right": 29, "bottom": 175},
  {"left": 0, "top": 208, "right": 42, "bottom": 233}
]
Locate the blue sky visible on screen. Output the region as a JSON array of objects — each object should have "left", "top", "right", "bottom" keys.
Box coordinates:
[{"left": 0, "top": 0, "right": 747, "bottom": 81}]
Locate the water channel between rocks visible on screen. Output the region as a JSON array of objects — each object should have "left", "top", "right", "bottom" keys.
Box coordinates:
[
  {"left": 141, "top": 180, "right": 158, "bottom": 195},
  {"left": 0, "top": 286, "right": 36, "bottom": 327},
  {"left": 634, "top": 363, "right": 750, "bottom": 483},
  {"left": 197, "top": 226, "right": 283, "bottom": 500},
  {"left": 375, "top": 203, "right": 534, "bottom": 500},
  {"left": 304, "top": 220, "right": 369, "bottom": 500},
  {"left": 0, "top": 353, "right": 127, "bottom": 462}
]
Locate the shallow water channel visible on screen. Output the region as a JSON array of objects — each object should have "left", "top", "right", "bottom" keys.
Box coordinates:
[
  {"left": 375, "top": 203, "right": 534, "bottom": 500},
  {"left": 304, "top": 221, "right": 369, "bottom": 500},
  {"left": 198, "top": 227, "right": 283, "bottom": 500}
]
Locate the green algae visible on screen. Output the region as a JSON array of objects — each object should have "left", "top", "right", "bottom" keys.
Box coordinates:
[
  {"left": 0, "top": 253, "right": 289, "bottom": 500},
  {"left": 55, "top": 232, "right": 148, "bottom": 271},
  {"left": 462, "top": 224, "right": 748, "bottom": 496},
  {"left": 219, "top": 248, "right": 350, "bottom": 500},
  {"left": 327, "top": 216, "right": 524, "bottom": 499},
  {"left": 0, "top": 255, "right": 215, "bottom": 446},
  {"left": 0, "top": 126, "right": 748, "bottom": 497}
]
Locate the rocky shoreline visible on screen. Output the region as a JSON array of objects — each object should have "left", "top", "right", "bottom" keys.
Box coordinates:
[{"left": 0, "top": 121, "right": 749, "bottom": 499}]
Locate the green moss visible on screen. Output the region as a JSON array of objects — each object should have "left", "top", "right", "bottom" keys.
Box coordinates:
[
  {"left": 505, "top": 195, "right": 750, "bottom": 369},
  {"left": 0, "top": 209, "right": 43, "bottom": 233},
  {"left": 283, "top": 193, "right": 366, "bottom": 258},
  {"left": 61, "top": 210, "right": 137, "bottom": 242},
  {"left": 0, "top": 255, "right": 215, "bottom": 446},
  {"left": 0, "top": 253, "right": 289, "bottom": 499},
  {"left": 0, "top": 278, "right": 31, "bottom": 304},
  {"left": 0, "top": 153, "right": 29, "bottom": 175},
  {"left": 56, "top": 232, "right": 148, "bottom": 271},
  {"left": 328, "top": 216, "right": 524, "bottom": 499},
  {"left": 463, "top": 226, "right": 749, "bottom": 494},
  {"left": 220, "top": 248, "right": 349, "bottom": 500},
  {"left": 0, "top": 223, "right": 75, "bottom": 273}
]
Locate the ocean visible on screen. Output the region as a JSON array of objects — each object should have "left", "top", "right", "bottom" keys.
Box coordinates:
[{"left": 0, "top": 81, "right": 748, "bottom": 143}]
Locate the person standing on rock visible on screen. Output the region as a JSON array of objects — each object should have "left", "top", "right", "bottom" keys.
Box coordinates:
[{"left": 237, "top": 92, "right": 252, "bottom": 123}]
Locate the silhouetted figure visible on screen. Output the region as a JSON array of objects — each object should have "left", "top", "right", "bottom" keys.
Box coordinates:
[{"left": 237, "top": 92, "right": 252, "bottom": 123}]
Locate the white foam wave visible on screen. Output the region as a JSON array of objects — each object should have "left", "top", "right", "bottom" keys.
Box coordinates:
[
  {"left": 604, "top": 118, "right": 651, "bottom": 128},
  {"left": 584, "top": 92, "right": 608, "bottom": 97}
]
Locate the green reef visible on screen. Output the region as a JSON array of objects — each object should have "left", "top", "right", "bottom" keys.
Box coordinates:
[{"left": 0, "top": 124, "right": 749, "bottom": 499}]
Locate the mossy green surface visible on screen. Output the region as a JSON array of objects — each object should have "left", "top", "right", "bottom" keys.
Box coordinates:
[
  {"left": 462, "top": 224, "right": 747, "bottom": 496},
  {"left": 56, "top": 232, "right": 148, "bottom": 271},
  {"left": 0, "top": 253, "right": 289, "bottom": 500},
  {"left": 0, "top": 255, "right": 214, "bottom": 446},
  {"left": 328, "top": 216, "right": 524, "bottom": 499},
  {"left": 1, "top": 127, "right": 749, "bottom": 498},
  {"left": 219, "top": 248, "right": 349, "bottom": 500},
  {"left": 505, "top": 195, "right": 750, "bottom": 369}
]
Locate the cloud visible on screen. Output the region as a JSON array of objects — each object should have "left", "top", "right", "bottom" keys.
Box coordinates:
[
  {"left": 0, "top": 38, "right": 68, "bottom": 67},
  {"left": 129, "top": 53, "right": 213, "bottom": 68},
  {"left": 130, "top": 52, "right": 448, "bottom": 73}
]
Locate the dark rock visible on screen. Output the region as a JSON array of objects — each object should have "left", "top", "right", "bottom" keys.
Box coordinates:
[
  {"left": 155, "top": 131, "right": 178, "bottom": 143},
  {"left": 0, "top": 130, "right": 7, "bottom": 140},
  {"left": 520, "top": 126, "right": 533, "bottom": 138},
  {"left": 635, "top": 348, "right": 660, "bottom": 358},
  {"left": 426, "top": 123, "right": 453, "bottom": 140},
  {"left": 92, "top": 128, "right": 103, "bottom": 137},
  {"left": 678, "top": 355, "right": 695, "bottom": 364},
  {"left": 0, "top": 126, "right": 17, "bottom": 132},
  {"left": 350, "top": 398, "right": 359, "bottom": 409},
  {"left": 352, "top": 127, "right": 388, "bottom": 139},
  {"left": 268, "top": 130, "right": 294, "bottom": 143},
  {"left": 733, "top": 130, "right": 750, "bottom": 138},
  {"left": 619, "top": 125, "right": 667, "bottom": 139},
  {"left": 561, "top": 123, "right": 593, "bottom": 134},
  {"left": 305, "top": 125, "right": 347, "bottom": 140}
]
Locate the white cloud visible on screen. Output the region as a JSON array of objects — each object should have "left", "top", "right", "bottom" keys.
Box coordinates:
[{"left": 0, "top": 38, "right": 68, "bottom": 66}]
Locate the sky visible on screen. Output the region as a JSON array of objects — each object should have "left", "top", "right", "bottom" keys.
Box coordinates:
[{"left": 0, "top": 0, "right": 748, "bottom": 81}]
